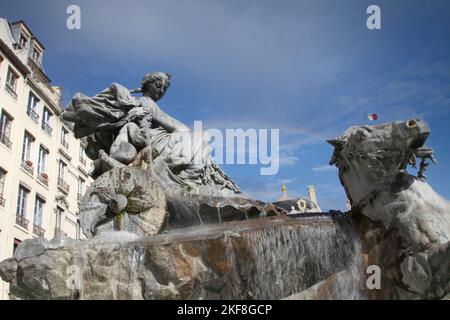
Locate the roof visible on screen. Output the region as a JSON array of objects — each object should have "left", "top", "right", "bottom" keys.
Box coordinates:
[
  {"left": 10, "top": 20, "right": 45, "bottom": 50},
  {"left": 0, "top": 38, "right": 30, "bottom": 76},
  {"left": 272, "top": 197, "right": 320, "bottom": 212}
]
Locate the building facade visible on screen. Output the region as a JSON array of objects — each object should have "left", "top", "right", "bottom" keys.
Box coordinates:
[
  {"left": 0, "top": 19, "right": 92, "bottom": 299},
  {"left": 273, "top": 183, "right": 322, "bottom": 213}
]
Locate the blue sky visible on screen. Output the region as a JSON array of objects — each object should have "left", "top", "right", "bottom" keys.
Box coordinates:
[{"left": 1, "top": 0, "right": 449, "bottom": 210}]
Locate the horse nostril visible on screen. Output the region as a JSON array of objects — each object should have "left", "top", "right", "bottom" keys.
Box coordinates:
[{"left": 406, "top": 120, "right": 417, "bottom": 128}]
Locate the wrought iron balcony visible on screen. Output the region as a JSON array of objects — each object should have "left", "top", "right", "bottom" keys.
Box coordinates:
[
  {"left": 0, "top": 133, "right": 11, "bottom": 149},
  {"left": 21, "top": 160, "right": 34, "bottom": 175},
  {"left": 5, "top": 83, "right": 17, "bottom": 99},
  {"left": 26, "top": 108, "right": 40, "bottom": 123},
  {"left": 33, "top": 224, "right": 45, "bottom": 238},
  {"left": 41, "top": 122, "right": 52, "bottom": 136},
  {"left": 0, "top": 194, "right": 5, "bottom": 207},
  {"left": 54, "top": 227, "right": 67, "bottom": 238},
  {"left": 16, "top": 215, "right": 29, "bottom": 229},
  {"left": 58, "top": 178, "right": 70, "bottom": 194},
  {"left": 38, "top": 172, "right": 49, "bottom": 186}
]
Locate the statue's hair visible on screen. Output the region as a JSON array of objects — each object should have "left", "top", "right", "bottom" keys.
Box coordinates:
[{"left": 141, "top": 72, "right": 171, "bottom": 91}]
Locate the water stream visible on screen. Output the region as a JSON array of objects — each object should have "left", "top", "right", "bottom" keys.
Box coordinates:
[{"left": 240, "top": 216, "right": 367, "bottom": 299}]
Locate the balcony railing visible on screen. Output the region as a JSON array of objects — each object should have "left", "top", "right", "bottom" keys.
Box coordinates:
[
  {"left": 0, "top": 194, "right": 5, "bottom": 207},
  {"left": 37, "top": 172, "right": 49, "bottom": 186},
  {"left": 0, "top": 133, "right": 11, "bottom": 149},
  {"left": 41, "top": 122, "right": 52, "bottom": 136},
  {"left": 26, "top": 108, "right": 40, "bottom": 123},
  {"left": 33, "top": 224, "right": 45, "bottom": 238},
  {"left": 79, "top": 156, "right": 86, "bottom": 166},
  {"left": 58, "top": 178, "right": 70, "bottom": 194},
  {"left": 54, "top": 227, "right": 67, "bottom": 238},
  {"left": 16, "top": 215, "right": 29, "bottom": 229},
  {"left": 21, "top": 160, "right": 34, "bottom": 175},
  {"left": 5, "top": 83, "right": 17, "bottom": 99}
]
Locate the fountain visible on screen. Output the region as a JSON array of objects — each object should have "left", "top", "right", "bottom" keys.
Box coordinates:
[{"left": 0, "top": 73, "right": 448, "bottom": 300}]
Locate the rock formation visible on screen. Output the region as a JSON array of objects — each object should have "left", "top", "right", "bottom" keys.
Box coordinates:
[{"left": 0, "top": 215, "right": 366, "bottom": 300}]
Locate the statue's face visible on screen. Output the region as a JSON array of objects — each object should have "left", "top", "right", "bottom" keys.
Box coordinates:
[
  {"left": 328, "top": 119, "right": 430, "bottom": 177},
  {"left": 144, "top": 78, "right": 170, "bottom": 101}
]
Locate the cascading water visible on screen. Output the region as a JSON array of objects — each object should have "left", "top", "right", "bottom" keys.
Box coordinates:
[
  {"left": 2, "top": 213, "right": 369, "bottom": 300},
  {"left": 239, "top": 215, "right": 367, "bottom": 299}
]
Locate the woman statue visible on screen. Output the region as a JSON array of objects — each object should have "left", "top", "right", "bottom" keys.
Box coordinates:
[{"left": 62, "top": 72, "right": 282, "bottom": 229}]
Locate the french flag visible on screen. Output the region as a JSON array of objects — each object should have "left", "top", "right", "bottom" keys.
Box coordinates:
[{"left": 367, "top": 113, "right": 378, "bottom": 121}]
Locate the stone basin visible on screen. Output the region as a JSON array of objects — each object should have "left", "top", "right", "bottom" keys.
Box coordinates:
[{"left": 0, "top": 214, "right": 367, "bottom": 300}]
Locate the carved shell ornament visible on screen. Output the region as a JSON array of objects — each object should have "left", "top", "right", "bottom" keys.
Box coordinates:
[{"left": 81, "top": 164, "right": 160, "bottom": 234}]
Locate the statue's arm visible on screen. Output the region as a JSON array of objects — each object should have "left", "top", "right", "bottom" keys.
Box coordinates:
[{"left": 141, "top": 98, "right": 190, "bottom": 132}]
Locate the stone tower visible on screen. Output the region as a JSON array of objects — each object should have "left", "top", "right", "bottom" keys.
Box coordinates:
[{"left": 307, "top": 185, "right": 318, "bottom": 205}]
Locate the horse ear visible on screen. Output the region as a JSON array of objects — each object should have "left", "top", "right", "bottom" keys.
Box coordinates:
[
  {"left": 329, "top": 148, "right": 340, "bottom": 165},
  {"left": 327, "top": 138, "right": 344, "bottom": 148}
]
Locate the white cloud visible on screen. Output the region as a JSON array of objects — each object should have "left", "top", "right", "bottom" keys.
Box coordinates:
[
  {"left": 279, "top": 154, "right": 299, "bottom": 166},
  {"left": 312, "top": 165, "right": 336, "bottom": 173}
]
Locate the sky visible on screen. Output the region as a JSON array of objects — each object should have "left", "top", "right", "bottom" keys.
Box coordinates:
[{"left": 1, "top": 0, "right": 449, "bottom": 210}]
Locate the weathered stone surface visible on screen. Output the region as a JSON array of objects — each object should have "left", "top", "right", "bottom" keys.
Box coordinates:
[
  {"left": 328, "top": 119, "right": 450, "bottom": 299},
  {"left": 63, "top": 72, "right": 285, "bottom": 235},
  {"left": 0, "top": 215, "right": 366, "bottom": 300},
  {"left": 283, "top": 269, "right": 366, "bottom": 300},
  {"left": 79, "top": 163, "right": 166, "bottom": 238}
]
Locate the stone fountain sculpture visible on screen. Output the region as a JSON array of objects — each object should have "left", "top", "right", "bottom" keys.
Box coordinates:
[
  {"left": 61, "top": 72, "right": 282, "bottom": 238},
  {"left": 0, "top": 72, "right": 368, "bottom": 300},
  {"left": 0, "top": 70, "right": 448, "bottom": 300},
  {"left": 328, "top": 119, "right": 450, "bottom": 299}
]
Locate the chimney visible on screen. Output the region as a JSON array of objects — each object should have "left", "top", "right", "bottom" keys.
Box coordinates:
[{"left": 308, "top": 185, "right": 317, "bottom": 205}]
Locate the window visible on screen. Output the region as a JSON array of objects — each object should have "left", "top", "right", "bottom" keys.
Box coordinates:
[
  {"left": 26, "top": 92, "right": 40, "bottom": 123},
  {"left": 16, "top": 185, "right": 28, "bottom": 217},
  {"left": 33, "top": 196, "right": 44, "bottom": 227},
  {"left": 60, "top": 127, "right": 69, "bottom": 148},
  {"left": 19, "top": 35, "right": 28, "bottom": 49},
  {"left": 5, "top": 68, "right": 18, "bottom": 98},
  {"left": 32, "top": 48, "right": 41, "bottom": 62},
  {"left": 76, "top": 220, "right": 81, "bottom": 240},
  {"left": 0, "top": 168, "right": 6, "bottom": 207},
  {"left": 37, "top": 145, "right": 48, "bottom": 174},
  {"left": 58, "top": 160, "right": 66, "bottom": 182},
  {"left": 0, "top": 110, "right": 12, "bottom": 148},
  {"left": 57, "top": 160, "right": 69, "bottom": 194},
  {"left": 78, "top": 177, "right": 85, "bottom": 199},
  {"left": 21, "top": 133, "right": 33, "bottom": 162},
  {"left": 13, "top": 238, "right": 21, "bottom": 253},
  {"left": 41, "top": 107, "right": 52, "bottom": 135},
  {"left": 79, "top": 145, "right": 86, "bottom": 165},
  {"left": 55, "top": 207, "right": 63, "bottom": 230},
  {"left": 16, "top": 185, "right": 28, "bottom": 218}
]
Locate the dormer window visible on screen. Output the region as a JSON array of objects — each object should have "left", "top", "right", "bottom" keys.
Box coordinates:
[
  {"left": 32, "top": 48, "right": 41, "bottom": 63},
  {"left": 19, "top": 35, "right": 28, "bottom": 49}
]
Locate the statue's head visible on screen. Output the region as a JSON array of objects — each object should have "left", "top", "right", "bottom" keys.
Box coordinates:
[
  {"left": 328, "top": 119, "right": 430, "bottom": 193},
  {"left": 141, "top": 72, "right": 171, "bottom": 101}
]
